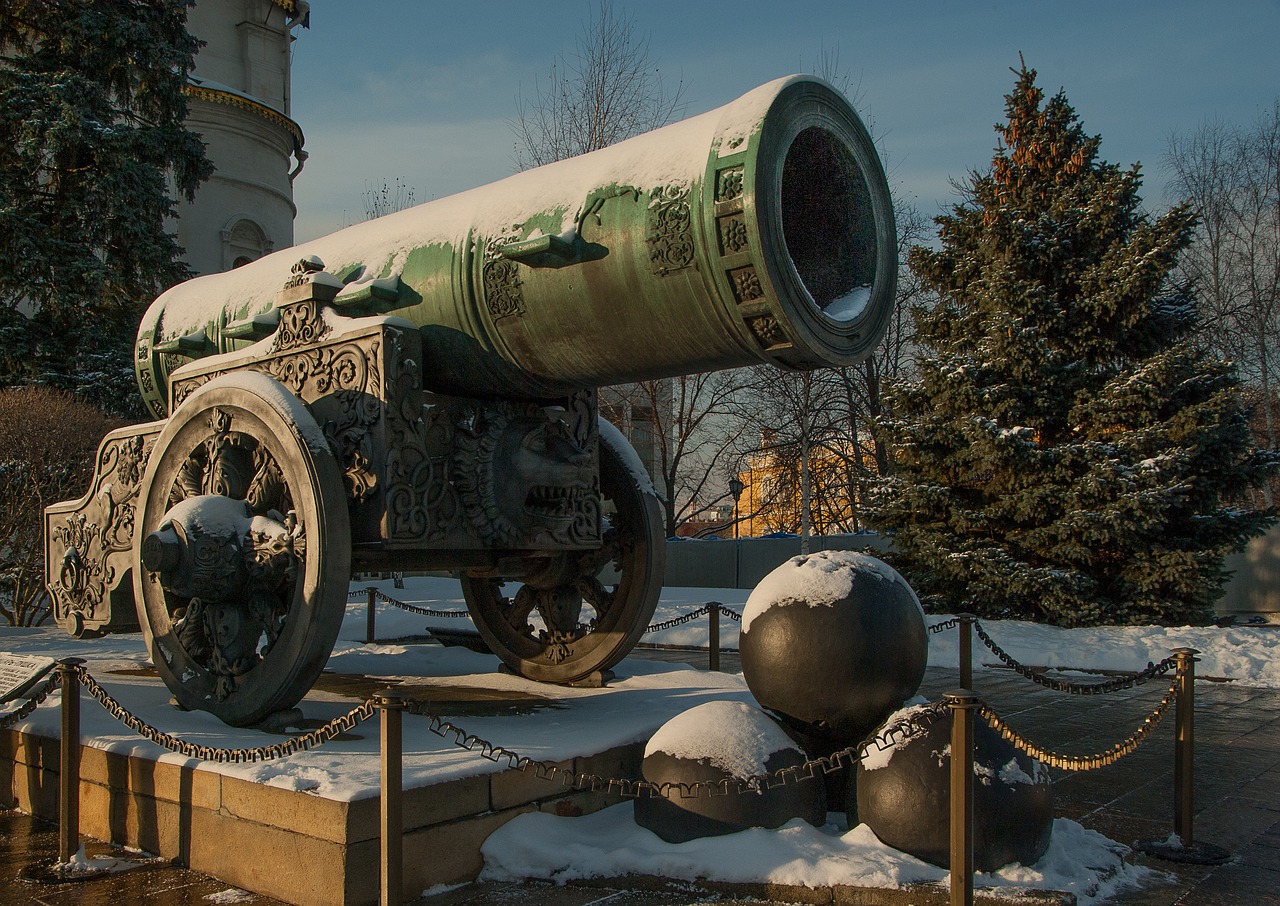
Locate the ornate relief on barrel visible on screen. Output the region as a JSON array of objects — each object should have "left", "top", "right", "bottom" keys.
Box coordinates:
[
  {"left": 648, "top": 183, "right": 696, "bottom": 275},
  {"left": 483, "top": 235, "right": 526, "bottom": 320}
]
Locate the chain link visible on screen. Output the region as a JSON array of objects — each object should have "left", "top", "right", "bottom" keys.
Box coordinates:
[
  {"left": 928, "top": 617, "right": 962, "bottom": 634},
  {"left": 403, "top": 697, "right": 949, "bottom": 799},
  {"left": 644, "top": 605, "right": 711, "bottom": 633},
  {"left": 75, "top": 666, "right": 377, "bottom": 763},
  {"left": 0, "top": 674, "right": 61, "bottom": 730},
  {"left": 972, "top": 620, "right": 1177, "bottom": 693},
  {"left": 716, "top": 605, "right": 742, "bottom": 623},
  {"left": 645, "top": 604, "right": 741, "bottom": 633},
  {"left": 350, "top": 587, "right": 472, "bottom": 619},
  {"left": 978, "top": 674, "right": 1179, "bottom": 771}
]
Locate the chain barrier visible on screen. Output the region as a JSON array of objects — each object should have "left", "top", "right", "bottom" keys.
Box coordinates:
[
  {"left": 979, "top": 673, "right": 1180, "bottom": 771},
  {"left": 353, "top": 586, "right": 743, "bottom": 636},
  {"left": 0, "top": 674, "right": 60, "bottom": 730},
  {"left": 645, "top": 604, "right": 741, "bottom": 633},
  {"left": 928, "top": 617, "right": 962, "bottom": 634},
  {"left": 644, "top": 604, "right": 712, "bottom": 633},
  {"left": 971, "top": 619, "right": 1177, "bottom": 694},
  {"left": 350, "top": 587, "right": 472, "bottom": 619},
  {"left": 11, "top": 659, "right": 1180, "bottom": 793},
  {"left": 404, "top": 697, "right": 949, "bottom": 799},
  {"left": 74, "top": 666, "right": 377, "bottom": 764}
]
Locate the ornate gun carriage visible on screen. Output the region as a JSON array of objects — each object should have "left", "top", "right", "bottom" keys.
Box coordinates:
[{"left": 44, "top": 76, "right": 896, "bottom": 726}]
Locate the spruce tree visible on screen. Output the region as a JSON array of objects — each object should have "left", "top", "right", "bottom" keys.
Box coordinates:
[
  {"left": 0, "top": 0, "right": 211, "bottom": 414},
  {"left": 865, "top": 64, "right": 1275, "bottom": 626}
]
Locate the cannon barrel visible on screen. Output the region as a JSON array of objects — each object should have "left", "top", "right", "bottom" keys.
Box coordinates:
[{"left": 136, "top": 75, "right": 895, "bottom": 415}]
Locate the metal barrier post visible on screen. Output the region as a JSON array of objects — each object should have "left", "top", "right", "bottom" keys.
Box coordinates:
[
  {"left": 1135, "top": 646, "right": 1229, "bottom": 864},
  {"left": 947, "top": 691, "right": 977, "bottom": 906},
  {"left": 958, "top": 614, "right": 974, "bottom": 689},
  {"left": 1172, "top": 647, "right": 1197, "bottom": 844},
  {"left": 377, "top": 688, "right": 408, "bottom": 906},
  {"left": 366, "top": 587, "right": 377, "bottom": 644},
  {"left": 708, "top": 604, "right": 720, "bottom": 672},
  {"left": 57, "top": 658, "right": 85, "bottom": 864}
]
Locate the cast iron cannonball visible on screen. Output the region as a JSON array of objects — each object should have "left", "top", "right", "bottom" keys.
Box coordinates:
[
  {"left": 739, "top": 551, "right": 928, "bottom": 750},
  {"left": 856, "top": 704, "right": 1054, "bottom": 871},
  {"left": 633, "top": 700, "right": 826, "bottom": 843}
]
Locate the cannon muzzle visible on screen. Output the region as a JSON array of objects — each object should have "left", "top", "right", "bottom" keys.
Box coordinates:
[{"left": 136, "top": 75, "right": 895, "bottom": 414}]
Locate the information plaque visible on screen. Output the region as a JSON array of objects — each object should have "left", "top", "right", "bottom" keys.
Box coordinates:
[{"left": 0, "top": 653, "right": 57, "bottom": 703}]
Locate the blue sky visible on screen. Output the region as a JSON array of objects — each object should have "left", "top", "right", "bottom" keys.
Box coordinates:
[{"left": 288, "top": 1, "right": 1280, "bottom": 243}]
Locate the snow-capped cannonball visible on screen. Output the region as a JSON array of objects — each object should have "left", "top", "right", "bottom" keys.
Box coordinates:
[
  {"left": 856, "top": 704, "right": 1054, "bottom": 871},
  {"left": 633, "top": 700, "right": 826, "bottom": 843},
  {"left": 739, "top": 551, "right": 928, "bottom": 749}
]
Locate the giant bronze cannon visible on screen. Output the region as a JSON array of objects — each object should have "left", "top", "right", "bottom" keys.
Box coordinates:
[{"left": 44, "top": 76, "right": 896, "bottom": 726}]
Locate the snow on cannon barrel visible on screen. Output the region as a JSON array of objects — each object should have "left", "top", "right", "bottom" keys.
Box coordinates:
[
  {"left": 133, "top": 74, "right": 896, "bottom": 413},
  {"left": 43, "top": 76, "right": 896, "bottom": 728}
]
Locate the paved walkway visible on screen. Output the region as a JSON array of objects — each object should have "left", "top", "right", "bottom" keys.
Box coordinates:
[{"left": 2, "top": 648, "right": 1277, "bottom": 905}]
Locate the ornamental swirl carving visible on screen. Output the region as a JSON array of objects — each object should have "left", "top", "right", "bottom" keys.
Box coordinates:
[
  {"left": 274, "top": 300, "right": 331, "bottom": 352},
  {"left": 49, "top": 429, "right": 158, "bottom": 628},
  {"left": 648, "top": 183, "right": 695, "bottom": 275},
  {"left": 172, "top": 337, "right": 383, "bottom": 504},
  {"left": 483, "top": 236, "right": 525, "bottom": 320},
  {"left": 383, "top": 330, "right": 461, "bottom": 541}
]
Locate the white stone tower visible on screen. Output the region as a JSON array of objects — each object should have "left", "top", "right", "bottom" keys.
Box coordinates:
[{"left": 177, "top": 0, "right": 310, "bottom": 276}]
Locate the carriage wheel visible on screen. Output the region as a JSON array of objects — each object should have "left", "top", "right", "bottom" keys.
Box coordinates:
[
  {"left": 132, "top": 373, "right": 351, "bottom": 726},
  {"left": 461, "top": 419, "right": 665, "bottom": 683}
]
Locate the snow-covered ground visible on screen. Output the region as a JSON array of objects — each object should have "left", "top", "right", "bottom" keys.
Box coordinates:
[
  {"left": 3, "top": 573, "right": 1275, "bottom": 902},
  {"left": 354, "top": 575, "right": 1280, "bottom": 688},
  {"left": 481, "top": 808, "right": 1149, "bottom": 905}
]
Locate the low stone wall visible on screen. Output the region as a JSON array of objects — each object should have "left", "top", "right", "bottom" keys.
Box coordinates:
[
  {"left": 663, "top": 534, "right": 891, "bottom": 590},
  {"left": 0, "top": 726, "right": 639, "bottom": 906},
  {"left": 1218, "top": 522, "right": 1280, "bottom": 616},
  {"left": 666, "top": 531, "right": 1278, "bottom": 618}
]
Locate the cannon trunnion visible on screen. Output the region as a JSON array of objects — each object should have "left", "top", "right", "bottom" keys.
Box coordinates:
[{"left": 44, "top": 76, "right": 895, "bottom": 727}]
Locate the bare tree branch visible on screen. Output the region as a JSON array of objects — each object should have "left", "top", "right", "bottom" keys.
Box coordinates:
[{"left": 511, "top": 1, "right": 685, "bottom": 169}]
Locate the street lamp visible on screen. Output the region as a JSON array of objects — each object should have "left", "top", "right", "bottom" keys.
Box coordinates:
[{"left": 728, "top": 476, "right": 745, "bottom": 540}]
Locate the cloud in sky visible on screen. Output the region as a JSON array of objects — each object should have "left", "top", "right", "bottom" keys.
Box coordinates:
[{"left": 287, "top": 0, "right": 1280, "bottom": 243}]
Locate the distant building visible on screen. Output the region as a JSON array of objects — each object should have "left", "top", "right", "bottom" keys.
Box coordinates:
[
  {"left": 737, "top": 430, "right": 862, "bottom": 537},
  {"left": 176, "top": 0, "right": 310, "bottom": 276},
  {"left": 599, "top": 382, "right": 671, "bottom": 488}
]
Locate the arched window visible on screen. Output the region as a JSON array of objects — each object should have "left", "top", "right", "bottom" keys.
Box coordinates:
[{"left": 220, "top": 217, "right": 272, "bottom": 271}]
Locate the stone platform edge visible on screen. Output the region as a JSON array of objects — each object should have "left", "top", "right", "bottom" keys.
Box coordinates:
[
  {"left": 565, "top": 874, "right": 1076, "bottom": 905},
  {"left": 0, "top": 725, "right": 641, "bottom": 906}
]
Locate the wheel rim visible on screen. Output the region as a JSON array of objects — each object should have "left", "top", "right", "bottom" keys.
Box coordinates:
[
  {"left": 461, "top": 421, "right": 664, "bottom": 683},
  {"left": 133, "top": 373, "right": 350, "bottom": 726}
]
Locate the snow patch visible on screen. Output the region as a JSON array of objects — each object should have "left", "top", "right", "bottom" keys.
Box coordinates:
[
  {"left": 741, "top": 550, "right": 919, "bottom": 634},
  {"left": 823, "top": 285, "right": 873, "bottom": 321},
  {"left": 480, "top": 806, "right": 1155, "bottom": 904},
  {"left": 645, "top": 701, "right": 797, "bottom": 779}
]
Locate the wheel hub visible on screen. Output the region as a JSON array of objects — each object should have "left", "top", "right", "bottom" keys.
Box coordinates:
[{"left": 141, "top": 494, "right": 303, "bottom": 700}]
